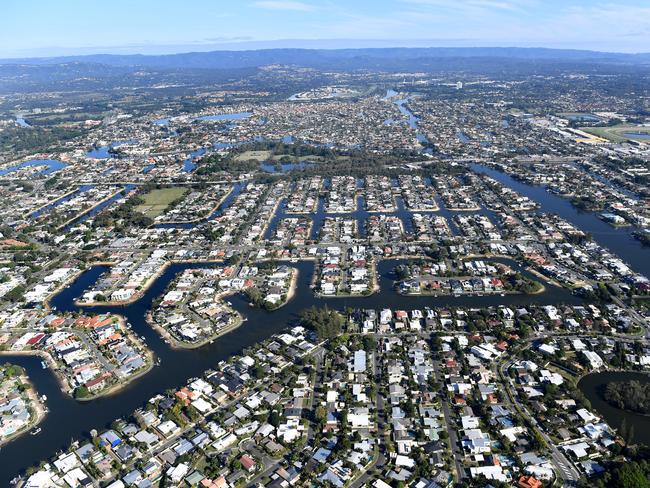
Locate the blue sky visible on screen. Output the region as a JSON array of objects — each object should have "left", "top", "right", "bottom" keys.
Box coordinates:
[{"left": 2, "top": 0, "right": 649, "bottom": 58}]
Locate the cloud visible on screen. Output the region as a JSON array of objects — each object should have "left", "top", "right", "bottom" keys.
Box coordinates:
[
  {"left": 401, "top": 0, "right": 537, "bottom": 13},
  {"left": 203, "top": 36, "right": 254, "bottom": 42},
  {"left": 253, "top": 1, "right": 315, "bottom": 11}
]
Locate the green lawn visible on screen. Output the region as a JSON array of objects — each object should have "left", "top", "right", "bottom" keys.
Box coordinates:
[
  {"left": 581, "top": 124, "right": 650, "bottom": 143},
  {"left": 135, "top": 187, "right": 188, "bottom": 218},
  {"left": 234, "top": 150, "right": 272, "bottom": 162}
]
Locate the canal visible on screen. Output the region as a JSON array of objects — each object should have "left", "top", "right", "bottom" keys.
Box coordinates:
[
  {"left": 0, "top": 257, "right": 576, "bottom": 480},
  {"left": 471, "top": 163, "right": 650, "bottom": 278}
]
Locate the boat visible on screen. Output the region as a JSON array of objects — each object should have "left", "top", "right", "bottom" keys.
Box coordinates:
[
  {"left": 41, "top": 395, "right": 47, "bottom": 401},
  {"left": 30, "top": 428, "right": 42, "bottom": 436},
  {"left": 41, "top": 361, "right": 47, "bottom": 369}
]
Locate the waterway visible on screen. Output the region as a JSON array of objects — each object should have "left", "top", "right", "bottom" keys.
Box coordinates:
[
  {"left": 0, "top": 159, "right": 67, "bottom": 177},
  {"left": 86, "top": 141, "right": 136, "bottom": 159},
  {"left": 63, "top": 185, "right": 137, "bottom": 230},
  {"left": 2, "top": 161, "right": 648, "bottom": 478},
  {"left": 471, "top": 164, "right": 650, "bottom": 278},
  {"left": 578, "top": 371, "right": 650, "bottom": 446},
  {"left": 195, "top": 112, "right": 252, "bottom": 122},
  {"left": 624, "top": 132, "right": 650, "bottom": 140},
  {"left": 29, "top": 185, "right": 94, "bottom": 219},
  {"left": 0, "top": 256, "right": 576, "bottom": 480},
  {"left": 182, "top": 148, "right": 206, "bottom": 172}
]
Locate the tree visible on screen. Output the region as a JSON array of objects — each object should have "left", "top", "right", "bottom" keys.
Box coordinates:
[
  {"left": 610, "top": 461, "right": 650, "bottom": 488},
  {"left": 75, "top": 385, "right": 90, "bottom": 399},
  {"left": 301, "top": 306, "right": 344, "bottom": 340}
]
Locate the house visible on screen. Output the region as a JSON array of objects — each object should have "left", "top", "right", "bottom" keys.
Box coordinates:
[
  {"left": 240, "top": 454, "right": 256, "bottom": 472},
  {"left": 353, "top": 350, "right": 367, "bottom": 373},
  {"left": 518, "top": 475, "right": 543, "bottom": 488},
  {"left": 99, "top": 430, "right": 122, "bottom": 448}
]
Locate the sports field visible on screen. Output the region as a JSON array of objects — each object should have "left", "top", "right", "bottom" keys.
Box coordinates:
[
  {"left": 582, "top": 124, "right": 650, "bottom": 143},
  {"left": 135, "top": 187, "right": 188, "bottom": 218}
]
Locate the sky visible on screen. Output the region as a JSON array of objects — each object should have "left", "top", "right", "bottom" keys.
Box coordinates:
[{"left": 1, "top": 0, "right": 650, "bottom": 58}]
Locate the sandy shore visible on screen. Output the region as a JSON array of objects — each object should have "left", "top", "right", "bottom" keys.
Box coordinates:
[{"left": 285, "top": 268, "right": 299, "bottom": 303}]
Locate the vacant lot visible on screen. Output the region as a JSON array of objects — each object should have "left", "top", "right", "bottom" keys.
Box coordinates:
[{"left": 135, "top": 187, "right": 188, "bottom": 218}]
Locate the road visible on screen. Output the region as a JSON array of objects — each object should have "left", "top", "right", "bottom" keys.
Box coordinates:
[
  {"left": 349, "top": 348, "right": 387, "bottom": 488},
  {"left": 497, "top": 357, "right": 581, "bottom": 484},
  {"left": 431, "top": 347, "right": 466, "bottom": 481}
]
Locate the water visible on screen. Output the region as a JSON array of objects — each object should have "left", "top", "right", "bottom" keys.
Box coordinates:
[
  {"left": 153, "top": 118, "right": 169, "bottom": 126},
  {"left": 383, "top": 89, "right": 398, "bottom": 100},
  {"left": 260, "top": 161, "right": 309, "bottom": 173},
  {"left": 142, "top": 164, "right": 156, "bottom": 174},
  {"left": 29, "top": 185, "right": 94, "bottom": 219},
  {"left": 457, "top": 132, "right": 471, "bottom": 143},
  {"left": 566, "top": 114, "right": 601, "bottom": 122},
  {"left": 195, "top": 112, "right": 252, "bottom": 122},
  {"left": 86, "top": 141, "right": 135, "bottom": 159},
  {"left": 502, "top": 119, "right": 510, "bottom": 129},
  {"left": 623, "top": 132, "right": 650, "bottom": 140},
  {"left": 0, "top": 159, "right": 67, "bottom": 177},
  {"left": 182, "top": 148, "right": 206, "bottom": 172},
  {"left": 393, "top": 98, "right": 430, "bottom": 147},
  {"left": 15, "top": 117, "right": 30, "bottom": 128},
  {"left": 471, "top": 164, "right": 649, "bottom": 277},
  {"left": 3, "top": 163, "right": 648, "bottom": 479},
  {"left": 578, "top": 371, "right": 650, "bottom": 446}
]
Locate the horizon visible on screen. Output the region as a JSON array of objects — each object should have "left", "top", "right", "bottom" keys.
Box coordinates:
[
  {"left": 2, "top": 40, "right": 650, "bottom": 62},
  {"left": 2, "top": 0, "right": 650, "bottom": 58}
]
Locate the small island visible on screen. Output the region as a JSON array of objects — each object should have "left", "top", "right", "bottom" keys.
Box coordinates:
[{"left": 604, "top": 379, "right": 650, "bottom": 415}]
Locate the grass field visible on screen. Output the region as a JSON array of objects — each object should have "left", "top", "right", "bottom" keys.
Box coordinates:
[
  {"left": 135, "top": 187, "right": 188, "bottom": 218},
  {"left": 270, "top": 154, "right": 351, "bottom": 162},
  {"left": 234, "top": 150, "right": 272, "bottom": 162},
  {"left": 582, "top": 124, "right": 650, "bottom": 143}
]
